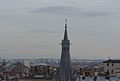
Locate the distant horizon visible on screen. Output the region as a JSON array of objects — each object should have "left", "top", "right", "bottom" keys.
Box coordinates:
[{"left": 0, "top": 56, "right": 120, "bottom": 60}]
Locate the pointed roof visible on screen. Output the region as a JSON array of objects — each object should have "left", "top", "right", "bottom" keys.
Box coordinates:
[{"left": 64, "top": 19, "right": 68, "bottom": 40}]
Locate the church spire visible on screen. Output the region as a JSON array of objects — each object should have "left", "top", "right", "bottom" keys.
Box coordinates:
[
  {"left": 58, "top": 20, "right": 73, "bottom": 81},
  {"left": 64, "top": 19, "right": 68, "bottom": 40}
]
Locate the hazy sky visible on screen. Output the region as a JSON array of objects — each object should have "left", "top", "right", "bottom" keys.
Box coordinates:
[{"left": 0, "top": 0, "right": 120, "bottom": 59}]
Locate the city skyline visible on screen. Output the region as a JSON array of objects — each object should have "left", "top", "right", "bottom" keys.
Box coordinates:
[{"left": 0, "top": 0, "right": 120, "bottom": 59}]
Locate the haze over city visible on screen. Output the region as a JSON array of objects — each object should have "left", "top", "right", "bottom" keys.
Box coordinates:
[{"left": 0, "top": 0, "right": 120, "bottom": 59}]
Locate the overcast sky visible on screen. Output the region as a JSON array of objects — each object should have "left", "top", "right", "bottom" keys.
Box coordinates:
[{"left": 0, "top": 0, "right": 120, "bottom": 59}]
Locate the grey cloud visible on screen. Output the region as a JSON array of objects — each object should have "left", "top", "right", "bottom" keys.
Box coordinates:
[
  {"left": 28, "top": 30, "right": 59, "bottom": 34},
  {"left": 81, "top": 12, "right": 107, "bottom": 17},
  {"left": 31, "top": 6, "right": 108, "bottom": 17}
]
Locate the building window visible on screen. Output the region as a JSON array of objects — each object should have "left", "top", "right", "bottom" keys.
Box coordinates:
[
  {"left": 107, "top": 69, "right": 109, "bottom": 75},
  {"left": 112, "top": 63, "right": 114, "bottom": 66},
  {"left": 107, "top": 63, "right": 109, "bottom": 66},
  {"left": 111, "top": 69, "right": 114, "bottom": 74}
]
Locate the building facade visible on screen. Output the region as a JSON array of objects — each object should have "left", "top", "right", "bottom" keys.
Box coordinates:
[
  {"left": 58, "top": 20, "right": 74, "bottom": 81},
  {"left": 103, "top": 59, "right": 120, "bottom": 77}
]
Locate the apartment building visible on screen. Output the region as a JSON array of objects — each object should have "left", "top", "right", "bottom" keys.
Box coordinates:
[{"left": 103, "top": 59, "right": 120, "bottom": 77}]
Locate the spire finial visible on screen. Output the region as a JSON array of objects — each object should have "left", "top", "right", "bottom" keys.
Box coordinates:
[{"left": 65, "top": 19, "right": 67, "bottom": 29}]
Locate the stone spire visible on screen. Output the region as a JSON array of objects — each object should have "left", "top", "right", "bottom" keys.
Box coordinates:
[
  {"left": 64, "top": 19, "right": 68, "bottom": 40},
  {"left": 58, "top": 20, "right": 73, "bottom": 81}
]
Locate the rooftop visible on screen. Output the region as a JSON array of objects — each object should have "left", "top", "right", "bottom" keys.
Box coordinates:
[{"left": 103, "top": 59, "right": 120, "bottom": 63}]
